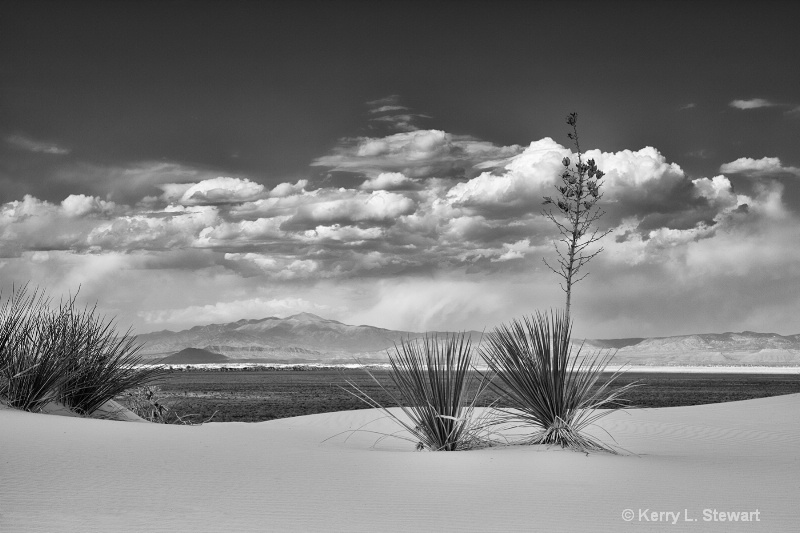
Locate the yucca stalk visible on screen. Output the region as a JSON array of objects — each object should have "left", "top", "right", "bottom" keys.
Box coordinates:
[
  {"left": 481, "top": 310, "right": 637, "bottom": 453},
  {"left": 343, "top": 332, "right": 492, "bottom": 451}
]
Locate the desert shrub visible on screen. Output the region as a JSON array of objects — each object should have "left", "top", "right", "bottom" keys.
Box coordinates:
[
  {"left": 481, "top": 310, "right": 637, "bottom": 453},
  {"left": 0, "top": 285, "right": 166, "bottom": 415},
  {"left": 343, "top": 332, "right": 493, "bottom": 451},
  {"left": 121, "top": 385, "right": 215, "bottom": 424}
]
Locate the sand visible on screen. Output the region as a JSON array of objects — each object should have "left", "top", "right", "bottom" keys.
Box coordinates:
[{"left": 2, "top": 394, "right": 798, "bottom": 532}]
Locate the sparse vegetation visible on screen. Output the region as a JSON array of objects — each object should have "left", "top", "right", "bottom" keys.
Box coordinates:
[
  {"left": 0, "top": 285, "right": 166, "bottom": 416},
  {"left": 121, "top": 384, "right": 216, "bottom": 424},
  {"left": 481, "top": 310, "right": 638, "bottom": 453},
  {"left": 342, "top": 333, "right": 493, "bottom": 451}
]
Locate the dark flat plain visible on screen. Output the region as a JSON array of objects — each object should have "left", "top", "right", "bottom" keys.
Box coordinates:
[{"left": 147, "top": 370, "right": 800, "bottom": 423}]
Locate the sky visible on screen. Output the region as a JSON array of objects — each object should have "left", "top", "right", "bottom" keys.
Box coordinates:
[{"left": 1, "top": 0, "right": 799, "bottom": 338}]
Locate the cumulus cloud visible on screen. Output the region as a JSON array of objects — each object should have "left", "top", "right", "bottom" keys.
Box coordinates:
[
  {"left": 0, "top": 195, "right": 121, "bottom": 256},
  {"left": 359, "top": 172, "right": 416, "bottom": 191},
  {"left": 270, "top": 179, "right": 308, "bottom": 197},
  {"left": 282, "top": 189, "right": 417, "bottom": 229},
  {"left": 5, "top": 134, "right": 70, "bottom": 155},
  {"left": 87, "top": 205, "right": 219, "bottom": 251},
  {"left": 720, "top": 156, "right": 800, "bottom": 177},
  {"left": 447, "top": 138, "right": 566, "bottom": 216},
  {"left": 729, "top": 98, "right": 778, "bottom": 110},
  {"left": 3, "top": 124, "right": 800, "bottom": 337},
  {"left": 61, "top": 194, "right": 117, "bottom": 217},
  {"left": 0, "top": 135, "right": 757, "bottom": 277},
  {"left": 224, "top": 253, "right": 322, "bottom": 280},
  {"left": 162, "top": 176, "right": 267, "bottom": 205}
]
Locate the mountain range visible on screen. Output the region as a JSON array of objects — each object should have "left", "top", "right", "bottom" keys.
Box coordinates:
[{"left": 136, "top": 312, "right": 800, "bottom": 366}]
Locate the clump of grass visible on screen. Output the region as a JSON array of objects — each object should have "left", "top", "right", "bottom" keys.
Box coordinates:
[
  {"left": 0, "top": 285, "right": 167, "bottom": 416},
  {"left": 343, "top": 332, "right": 492, "bottom": 451},
  {"left": 481, "top": 310, "right": 637, "bottom": 453}
]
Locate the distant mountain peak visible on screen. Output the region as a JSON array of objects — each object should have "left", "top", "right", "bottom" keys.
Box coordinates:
[{"left": 287, "top": 312, "right": 327, "bottom": 321}]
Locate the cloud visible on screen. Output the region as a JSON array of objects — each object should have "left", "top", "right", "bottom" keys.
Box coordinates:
[
  {"left": 86, "top": 205, "right": 220, "bottom": 252},
  {"left": 720, "top": 157, "right": 800, "bottom": 177},
  {"left": 169, "top": 176, "right": 266, "bottom": 205},
  {"left": 359, "top": 172, "right": 416, "bottom": 191},
  {"left": 370, "top": 105, "right": 409, "bottom": 114},
  {"left": 4, "top": 124, "right": 800, "bottom": 338},
  {"left": 5, "top": 134, "right": 70, "bottom": 155},
  {"left": 729, "top": 98, "right": 778, "bottom": 110},
  {"left": 492, "top": 239, "right": 532, "bottom": 262},
  {"left": 365, "top": 96, "right": 429, "bottom": 133},
  {"left": 270, "top": 179, "right": 308, "bottom": 197},
  {"left": 0, "top": 195, "right": 123, "bottom": 256},
  {"left": 0, "top": 136, "right": 752, "bottom": 277},
  {"left": 53, "top": 161, "right": 227, "bottom": 204},
  {"left": 312, "top": 129, "right": 523, "bottom": 179},
  {"left": 60, "top": 194, "right": 117, "bottom": 217},
  {"left": 446, "top": 138, "right": 566, "bottom": 216},
  {"left": 282, "top": 189, "right": 417, "bottom": 229},
  {"left": 679, "top": 103, "right": 696, "bottom": 110}
]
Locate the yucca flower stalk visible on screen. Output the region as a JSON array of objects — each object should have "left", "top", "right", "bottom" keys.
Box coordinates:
[
  {"left": 343, "top": 332, "right": 492, "bottom": 451},
  {"left": 481, "top": 310, "right": 637, "bottom": 453}
]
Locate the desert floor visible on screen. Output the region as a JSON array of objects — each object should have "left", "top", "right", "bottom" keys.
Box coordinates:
[{"left": 2, "top": 394, "right": 798, "bottom": 532}]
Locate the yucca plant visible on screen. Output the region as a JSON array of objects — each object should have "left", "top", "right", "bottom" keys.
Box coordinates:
[
  {"left": 56, "top": 300, "right": 168, "bottom": 416},
  {"left": 0, "top": 287, "right": 72, "bottom": 411},
  {"left": 481, "top": 310, "right": 637, "bottom": 453},
  {"left": 1, "top": 285, "right": 166, "bottom": 415},
  {"left": 343, "top": 332, "right": 492, "bottom": 451}
]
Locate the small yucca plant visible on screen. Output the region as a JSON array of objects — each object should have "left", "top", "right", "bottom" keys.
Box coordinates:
[
  {"left": 481, "top": 310, "right": 637, "bottom": 453},
  {"left": 343, "top": 332, "right": 492, "bottom": 451}
]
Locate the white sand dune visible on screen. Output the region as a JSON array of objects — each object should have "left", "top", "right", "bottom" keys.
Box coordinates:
[{"left": 2, "top": 395, "right": 799, "bottom": 532}]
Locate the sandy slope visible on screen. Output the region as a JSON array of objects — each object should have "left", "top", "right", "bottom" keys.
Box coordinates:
[{"left": 2, "top": 395, "right": 798, "bottom": 532}]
